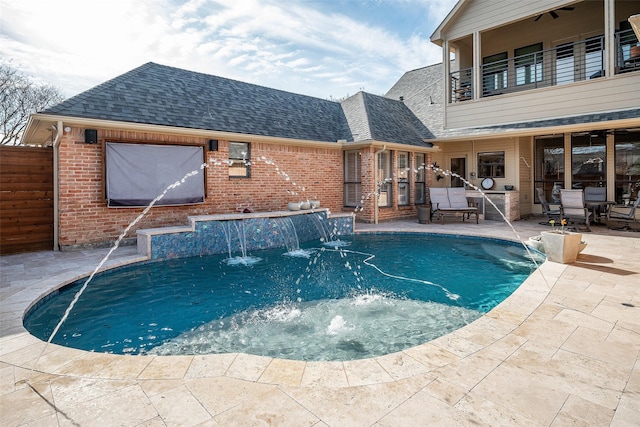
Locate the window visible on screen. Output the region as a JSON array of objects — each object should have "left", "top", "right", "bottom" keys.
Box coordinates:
[
  {"left": 555, "top": 42, "right": 575, "bottom": 85},
  {"left": 478, "top": 151, "right": 505, "bottom": 178},
  {"left": 571, "top": 133, "right": 606, "bottom": 189},
  {"left": 229, "top": 142, "right": 250, "bottom": 177},
  {"left": 105, "top": 142, "right": 205, "bottom": 207},
  {"left": 585, "top": 36, "right": 604, "bottom": 80},
  {"left": 515, "top": 43, "right": 543, "bottom": 85},
  {"left": 414, "top": 153, "right": 426, "bottom": 204},
  {"left": 614, "top": 134, "right": 640, "bottom": 204},
  {"left": 450, "top": 157, "right": 466, "bottom": 187},
  {"left": 378, "top": 151, "right": 392, "bottom": 207},
  {"left": 344, "top": 150, "right": 361, "bottom": 207},
  {"left": 534, "top": 135, "right": 564, "bottom": 203},
  {"left": 397, "top": 152, "right": 410, "bottom": 206},
  {"left": 482, "top": 52, "right": 508, "bottom": 95}
]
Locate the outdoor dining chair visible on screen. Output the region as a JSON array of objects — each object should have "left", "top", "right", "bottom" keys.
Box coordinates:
[
  {"left": 560, "top": 189, "right": 592, "bottom": 232},
  {"left": 584, "top": 186, "right": 607, "bottom": 220},
  {"left": 536, "top": 187, "right": 560, "bottom": 224},
  {"left": 607, "top": 190, "right": 640, "bottom": 230}
]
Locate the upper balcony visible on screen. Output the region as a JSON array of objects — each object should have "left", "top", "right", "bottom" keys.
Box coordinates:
[
  {"left": 450, "top": 28, "right": 639, "bottom": 103},
  {"left": 439, "top": 0, "right": 640, "bottom": 129}
]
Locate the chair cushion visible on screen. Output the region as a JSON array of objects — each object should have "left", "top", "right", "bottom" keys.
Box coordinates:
[
  {"left": 447, "top": 188, "right": 470, "bottom": 209},
  {"left": 429, "top": 188, "right": 451, "bottom": 210}
]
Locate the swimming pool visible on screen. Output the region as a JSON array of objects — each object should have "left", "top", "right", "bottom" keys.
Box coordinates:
[{"left": 24, "top": 233, "right": 541, "bottom": 361}]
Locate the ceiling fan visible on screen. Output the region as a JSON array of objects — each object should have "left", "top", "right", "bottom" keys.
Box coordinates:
[{"left": 534, "top": 6, "right": 575, "bottom": 22}]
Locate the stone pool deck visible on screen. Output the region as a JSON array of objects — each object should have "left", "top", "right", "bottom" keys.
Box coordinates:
[{"left": 1, "top": 218, "right": 639, "bottom": 426}]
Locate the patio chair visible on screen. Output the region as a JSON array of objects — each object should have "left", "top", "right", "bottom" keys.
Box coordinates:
[
  {"left": 429, "top": 187, "right": 478, "bottom": 224},
  {"left": 607, "top": 190, "right": 640, "bottom": 230},
  {"left": 560, "top": 189, "right": 591, "bottom": 232},
  {"left": 584, "top": 186, "right": 607, "bottom": 220},
  {"left": 536, "top": 187, "right": 560, "bottom": 225}
]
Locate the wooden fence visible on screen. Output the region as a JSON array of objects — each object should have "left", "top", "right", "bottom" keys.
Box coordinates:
[{"left": 0, "top": 146, "right": 54, "bottom": 254}]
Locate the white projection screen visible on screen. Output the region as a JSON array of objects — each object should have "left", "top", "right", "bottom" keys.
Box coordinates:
[{"left": 105, "top": 142, "right": 205, "bottom": 207}]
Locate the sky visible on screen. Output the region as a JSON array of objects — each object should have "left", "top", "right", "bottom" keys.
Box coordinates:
[{"left": 0, "top": 0, "right": 458, "bottom": 101}]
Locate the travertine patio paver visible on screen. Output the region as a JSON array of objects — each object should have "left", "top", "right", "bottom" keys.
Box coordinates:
[{"left": 1, "top": 218, "right": 638, "bottom": 426}]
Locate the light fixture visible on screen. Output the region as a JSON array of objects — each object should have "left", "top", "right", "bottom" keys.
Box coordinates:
[{"left": 64, "top": 126, "right": 71, "bottom": 133}]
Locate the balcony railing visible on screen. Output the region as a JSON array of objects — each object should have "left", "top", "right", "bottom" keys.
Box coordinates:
[
  {"left": 449, "top": 30, "right": 639, "bottom": 103},
  {"left": 616, "top": 28, "right": 640, "bottom": 74},
  {"left": 449, "top": 67, "right": 473, "bottom": 103}
]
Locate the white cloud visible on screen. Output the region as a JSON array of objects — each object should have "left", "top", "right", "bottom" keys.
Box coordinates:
[{"left": 0, "top": 0, "right": 458, "bottom": 99}]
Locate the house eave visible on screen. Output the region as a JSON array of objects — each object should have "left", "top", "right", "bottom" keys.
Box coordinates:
[
  {"left": 25, "top": 114, "right": 443, "bottom": 152},
  {"left": 430, "top": 0, "right": 467, "bottom": 44},
  {"left": 25, "top": 114, "right": 345, "bottom": 149},
  {"left": 432, "top": 115, "right": 640, "bottom": 143},
  {"left": 341, "top": 139, "right": 440, "bottom": 152}
]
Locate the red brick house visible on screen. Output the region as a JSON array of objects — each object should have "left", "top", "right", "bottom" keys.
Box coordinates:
[
  {"left": 23, "top": 63, "right": 438, "bottom": 249},
  {"left": 22, "top": 0, "right": 640, "bottom": 250}
]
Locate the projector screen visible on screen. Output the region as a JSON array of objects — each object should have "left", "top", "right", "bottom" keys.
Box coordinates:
[{"left": 105, "top": 142, "right": 205, "bottom": 207}]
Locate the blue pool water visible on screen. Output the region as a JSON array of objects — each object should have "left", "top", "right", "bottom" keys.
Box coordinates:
[{"left": 24, "top": 233, "right": 541, "bottom": 361}]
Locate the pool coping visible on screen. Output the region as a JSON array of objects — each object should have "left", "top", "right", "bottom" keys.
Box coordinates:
[
  {"left": 20, "top": 231, "right": 541, "bottom": 366},
  {"left": 3, "top": 230, "right": 555, "bottom": 385}
]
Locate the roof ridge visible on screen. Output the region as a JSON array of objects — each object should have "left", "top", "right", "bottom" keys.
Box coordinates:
[
  {"left": 43, "top": 62, "right": 156, "bottom": 114},
  {"left": 149, "top": 62, "right": 341, "bottom": 105}
]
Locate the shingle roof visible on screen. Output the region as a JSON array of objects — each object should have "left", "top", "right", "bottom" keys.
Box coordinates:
[
  {"left": 385, "top": 64, "right": 444, "bottom": 138},
  {"left": 42, "top": 62, "right": 353, "bottom": 143},
  {"left": 42, "top": 62, "right": 437, "bottom": 148},
  {"left": 340, "top": 92, "right": 433, "bottom": 147}
]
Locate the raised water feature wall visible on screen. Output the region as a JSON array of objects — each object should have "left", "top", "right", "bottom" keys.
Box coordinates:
[{"left": 137, "top": 209, "right": 355, "bottom": 260}]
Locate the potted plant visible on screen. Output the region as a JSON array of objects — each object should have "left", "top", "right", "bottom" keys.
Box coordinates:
[{"left": 540, "top": 219, "right": 584, "bottom": 263}]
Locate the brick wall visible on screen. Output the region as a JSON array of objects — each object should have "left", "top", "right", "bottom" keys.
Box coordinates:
[
  {"left": 58, "top": 128, "right": 343, "bottom": 249},
  {"left": 353, "top": 147, "right": 432, "bottom": 224},
  {"left": 58, "top": 127, "right": 432, "bottom": 248}
]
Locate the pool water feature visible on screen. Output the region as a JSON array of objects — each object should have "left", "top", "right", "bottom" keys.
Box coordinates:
[{"left": 24, "top": 233, "right": 542, "bottom": 361}]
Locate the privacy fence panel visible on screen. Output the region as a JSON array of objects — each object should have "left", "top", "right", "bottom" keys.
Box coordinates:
[{"left": 0, "top": 146, "right": 54, "bottom": 254}]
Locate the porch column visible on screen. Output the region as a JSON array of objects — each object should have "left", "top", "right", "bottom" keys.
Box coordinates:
[
  {"left": 606, "top": 132, "right": 615, "bottom": 200},
  {"left": 604, "top": 0, "right": 615, "bottom": 76},
  {"left": 564, "top": 133, "right": 572, "bottom": 191},
  {"left": 443, "top": 38, "right": 450, "bottom": 124},
  {"left": 473, "top": 31, "right": 481, "bottom": 100}
]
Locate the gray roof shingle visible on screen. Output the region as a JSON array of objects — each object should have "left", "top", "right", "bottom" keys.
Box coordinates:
[
  {"left": 340, "top": 92, "right": 433, "bottom": 147},
  {"left": 43, "top": 62, "right": 353, "bottom": 143},
  {"left": 385, "top": 64, "right": 443, "bottom": 138}
]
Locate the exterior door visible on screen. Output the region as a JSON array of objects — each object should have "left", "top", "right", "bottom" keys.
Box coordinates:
[{"left": 450, "top": 157, "right": 466, "bottom": 187}]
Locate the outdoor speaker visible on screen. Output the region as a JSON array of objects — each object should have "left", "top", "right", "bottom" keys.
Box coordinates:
[
  {"left": 208, "top": 139, "right": 218, "bottom": 151},
  {"left": 85, "top": 129, "right": 98, "bottom": 144}
]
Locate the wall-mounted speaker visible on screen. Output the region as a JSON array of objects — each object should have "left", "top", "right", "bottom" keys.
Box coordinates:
[
  {"left": 85, "top": 129, "right": 98, "bottom": 144},
  {"left": 208, "top": 139, "right": 218, "bottom": 151}
]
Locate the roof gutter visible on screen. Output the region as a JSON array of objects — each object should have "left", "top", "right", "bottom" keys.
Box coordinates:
[
  {"left": 27, "top": 115, "right": 444, "bottom": 153},
  {"left": 28, "top": 114, "right": 344, "bottom": 150},
  {"left": 430, "top": 115, "right": 640, "bottom": 143},
  {"left": 342, "top": 140, "right": 440, "bottom": 152}
]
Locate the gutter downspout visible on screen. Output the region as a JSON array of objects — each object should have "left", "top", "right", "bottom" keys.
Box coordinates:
[
  {"left": 52, "top": 121, "right": 63, "bottom": 251},
  {"left": 373, "top": 145, "right": 386, "bottom": 225}
]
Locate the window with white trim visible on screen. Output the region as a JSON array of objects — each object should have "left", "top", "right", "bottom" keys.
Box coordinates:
[
  {"left": 397, "top": 151, "right": 410, "bottom": 206},
  {"left": 229, "top": 141, "right": 250, "bottom": 178},
  {"left": 344, "top": 150, "right": 361, "bottom": 207}
]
